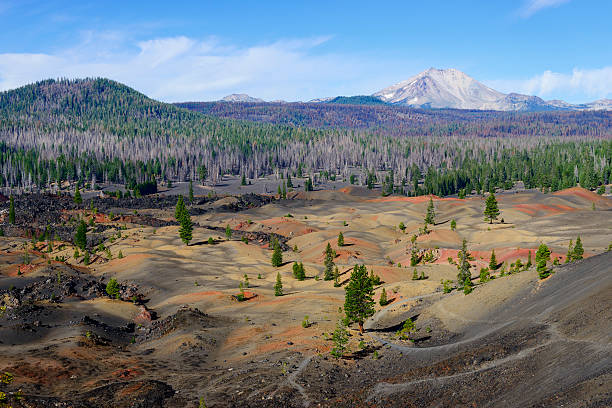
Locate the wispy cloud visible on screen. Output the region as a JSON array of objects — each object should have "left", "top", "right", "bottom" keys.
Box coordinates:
[
  {"left": 485, "top": 67, "right": 612, "bottom": 102},
  {"left": 0, "top": 33, "right": 383, "bottom": 102},
  {"left": 519, "top": 0, "right": 572, "bottom": 18}
]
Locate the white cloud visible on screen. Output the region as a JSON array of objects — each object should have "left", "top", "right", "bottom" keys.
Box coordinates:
[
  {"left": 0, "top": 33, "right": 385, "bottom": 102},
  {"left": 519, "top": 0, "right": 572, "bottom": 17},
  {"left": 485, "top": 67, "right": 612, "bottom": 102}
]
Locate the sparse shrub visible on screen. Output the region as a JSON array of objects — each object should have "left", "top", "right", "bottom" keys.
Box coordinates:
[
  {"left": 399, "top": 222, "right": 405, "bottom": 231},
  {"left": 442, "top": 279, "right": 453, "bottom": 293},
  {"left": 118, "top": 250, "right": 124, "bottom": 259},
  {"left": 207, "top": 237, "right": 214, "bottom": 245},
  {"left": 302, "top": 315, "right": 311, "bottom": 328}
]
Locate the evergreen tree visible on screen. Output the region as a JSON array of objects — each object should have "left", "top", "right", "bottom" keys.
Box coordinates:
[
  {"left": 282, "top": 182, "right": 287, "bottom": 199},
  {"left": 565, "top": 240, "right": 573, "bottom": 263},
  {"left": 526, "top": 251, "right": 532, "bottom": 269},
  {"left": 489, "top": 249, "right": 498, "bottom": 270},
  {"left": 379, "top": 287, "right": 388, "bottom": 306},
  {"left": 457, "top": 239, "right": 471, "bottom": 287},
  {"left": 286, "top": 174, "right": 293, "bottom": 188},
  {"left": 337, "top": 232, "right": 344, "bottom": 247},
  {"left": 305, "top": 177, "right": 313, "bottom": 191},
  {"left": 175, "top": 195, "right": 186, "bottom": 221},
  {"left": 74, "top": 220, "right": 87, "bottom": 251},
  {"left": 344, "top": 264, "right": 375, "bottom": 334},
  {"left": 412, "top": 269, "right": 419, "bottom": 280},
  {"left": 424, "top": 198, "right": 435, "bottom": 225},
  {"left": 572, "top": 236, "right": 584, "bottom": 260},
  {"left": 225, "top": 224, "right": 232, "bottom": 240},
  {"left": 178, "top": 208, "right": 193, "bottom": 245},
  {"left": 536, "top": 243, "right": 551, "bottom": 279},
  {"left": 106, "top": 278, "right": 120, "bottom": 299},
  {"left": 274, "top": 272, "right": 283, "bottom": 296},
  {"left": 189, "top": 181, "right": 194, "bottom": 203},
  {"left": 293, "top": 261, "right": 300, "bottom": 278},
  {"left": 333, "top": 266, "right": 340, "bottom": 287},
  {"left": 450, "top": 219, "right": 456, "bottom": 231},
  {"left": 8, "top": 195, "right": 15, "bottom": 224},
  {"left": 324, "top": 242, "right": 335, "bottom": 280},
  {"left": 271, "top": 239, "right": 283, "bottom": 267},
  {"left": 74, "top": 187, "right": 82, "bottom": 204},
  {"left": 330, "top": 319, "right": 349, "bottom": 359},
  {"left": 241, "top": 174, "right": 247, "bottom": 186},
  {"left": 484, "top": 193, "right": 500, "bottom": 224}
]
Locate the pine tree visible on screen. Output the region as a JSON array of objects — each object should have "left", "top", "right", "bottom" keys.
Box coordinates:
[
  {"left": 241, "top": 174, "right": 247, "bottom": 186},
  {"left": 293, "top": 261, "right": 300, "bottom": 278},
  {"left": 412, "top": 269, "right": 419, "bottom": 280},
  {"left": 489, "top": 249, "right": 498, "bottom": 270},
  {"left": 271, "top": 239, "right": 283, "bottom": 267},
  {"left": 565, "top": 240, "right": 573, "bottom": 263},
  {"left": 189, "top": 181, "right": 194, "bottom": 203},
  {"left": 450, "top": 219, "right": 456, "bottom": 231},
  {"left": 344, "top": 264, "right": 375, "bottom": 334},
  {"left": 572, "top": 236, "right": 584, "bottom": 260},
  {"left": 282, "top": 182, "right": 287, "bottom": 199},
  {"left": 484, "top": 193, "right": 500, "bottom": 224},
  {"left": 330, "top": 319, "right": 349, "bottom": 359},
  {"left": 225, "top": 224, "right": 232, "bottom": 240},
  {"left": 175, "top": 195, "right": 186, "bottom": 221},
  {"left": 337, "top": 232, "right": 344, "bottom": 247},
  {"left": 379, "top": 287, "right": 388, "bottom": 306},
  {"left": 74, "top": 220, "right": 87, "bottom": 251},
  {"left": 333, "top": 266, "right": 340, "bottom": 287},
  {"left": 297, "top": 262, "right": 306, "bottom": 280},
  {"left": 274, "top": 272, "right": 283, "bottom": 296},
  {"left": 106, "top": 278, "right": 120, "bottom": 299},
  {"left": 526, "top": 251, "right": 532, "bottom": 269},
  {"left": 74, "top": 187, "right": 82, "bottom": 204},
  {"left": 424, "top": 198, "right": 435, "bottom": 225},
  {"left": 324, "top": 242, "right": 335, "bottom": 280},
  {"left": 536, "top": 243, "right": 551, "bottom": 279},
  {"left": 8, "top": 195, "right": 15, "bottom": 224},
  {"left": 457, "top": 239, "right": 471, "bottom": 287},
  {"left": 286, "top": 174, "right": 293, "bottom": 188},
  {"left": 179, "top": 208, "right": 193, "bottom": 245}
]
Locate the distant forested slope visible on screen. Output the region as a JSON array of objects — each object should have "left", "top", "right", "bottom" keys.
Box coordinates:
[{"left": 0, "top": 78, "right": 610, "bottom": 196}]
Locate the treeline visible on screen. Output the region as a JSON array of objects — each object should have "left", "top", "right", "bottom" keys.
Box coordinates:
[{"left": 0, "top": 78, "right": 610, "bottom": 196}]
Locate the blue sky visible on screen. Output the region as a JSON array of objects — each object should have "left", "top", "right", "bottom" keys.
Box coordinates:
[{"left": 0, "top": 0, "right": 610, "bottom": 103}]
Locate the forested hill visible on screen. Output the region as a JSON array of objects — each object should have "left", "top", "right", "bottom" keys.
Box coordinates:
[
  {"left": 0, "top": 78, "right": 610, "bottom": 196},
  {"left": 175, "top": 100, "right": 612, "bottom": 137}
]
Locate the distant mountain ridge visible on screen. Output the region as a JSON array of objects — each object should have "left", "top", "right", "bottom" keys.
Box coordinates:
[
  {"left": 371, "top": 68, "right": 612, "bottom": 111},
  {"left": 220, "top": 93, "right": 264, "bottom": 103}
]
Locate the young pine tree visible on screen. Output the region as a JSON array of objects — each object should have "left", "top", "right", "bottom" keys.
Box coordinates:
[
  {"left": 74, "top": 220, "right": 88, "bottom": 251},
  {"left": 74, "top": 187, "right": 82, "bottom": 204},
  {"left": 271, "top": 239, "right": 283, "bottom": 267},
  {"left": 450, "top": 219, "right": 456, "bottom": 231},
  {"left": 225, "top": 224, "right": 232, "bottom": 240},
  {"left": 274, "top": 272, "right": 283, "bottom": 296},
  {"left": 526, "top": 251, "right": 532, "bottom": 269},
  {"left": 379, "top": 287, "right": 388, "bottom": 306},
  {"left": 489, "top": 249, "right": 498, "bottom": 270},
  {"left": 337, "top": 232, "right": 344, "bottom": 247},
  {"left": 484, "top": 193, "right": 500, "bottom": 224},
  {"left": 189, "top": 181, "right": 194, "bottom": 203},
  {"left": 330, "top": 319, "right": 349, "bottom": 359},
  {"left": 324, "top": 242, "right": 335, "bottom": 280},
  {"left": 572, "top": 236, "right": 584, "bottom": 260},
  {"left": 175, "top": 195, "right": 186, "bottom": 221},
  {"left": 344, "top": 264, "right": 375, "bottom": 334},
  {"left": 565, "top": 239, "right": 573, "bottom": 263},
  {"left": 178, "top": 208, "right": 193, "bottom": 245},
  {"left": 536, "top": 243, "right": 551, "bottom": 279},
  {"left": 424, "top": 198, "right": 435, "bottom": 225},
  {"left": 457, "top": 239, "right": 472, "bottom": 287}
]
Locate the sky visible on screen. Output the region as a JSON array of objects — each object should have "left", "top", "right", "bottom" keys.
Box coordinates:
[{"left": 0, "top": 0, "right": 610, "bottom": 103}]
